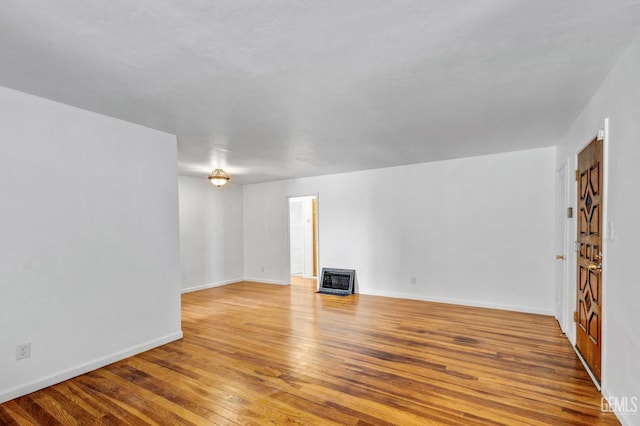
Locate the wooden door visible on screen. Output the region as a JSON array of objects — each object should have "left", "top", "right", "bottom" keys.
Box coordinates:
[{"left": 576, "top": 137, "right": 603, "bottom": 382}]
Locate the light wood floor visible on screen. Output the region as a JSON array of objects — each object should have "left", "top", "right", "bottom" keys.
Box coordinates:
[{"left": 1, "top": 279, "right": 619, "bottom": 425}]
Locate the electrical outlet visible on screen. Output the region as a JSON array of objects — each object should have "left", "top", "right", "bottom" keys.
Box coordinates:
[
  {"left": 410, "top": 277, "right": 417, "bottom": 285},
  {"left": 261, "top": 266, "right": 265, "bottom": 272},
  {"left": 16, "top": 343, "right": 31, "bottom": 360}
]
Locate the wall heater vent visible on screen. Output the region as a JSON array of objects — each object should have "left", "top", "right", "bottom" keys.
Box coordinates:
[{"left": 318, "top": 268, "right": 355, "bottom": 295}]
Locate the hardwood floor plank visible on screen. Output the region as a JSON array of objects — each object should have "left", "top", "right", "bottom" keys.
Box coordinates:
[
  {"left": 13, "top": 395, "right": 64, "bottom": 425},
  {"left": 0, "top": 402, "right": 28, "bottom": 426},
  {"left": 22, "top": 391, "right": 81, "bottom": 425},
  {"left": 101, "top": 364, "right": 243, "bottom": 425},
  {"left": 1, "top": 279, "right": 619, "bottom": 425}
]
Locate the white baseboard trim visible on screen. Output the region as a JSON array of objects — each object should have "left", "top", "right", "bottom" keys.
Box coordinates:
[
  {"left": 181, "top": 278, "right": 244, "bottom": 294},
  {"left": 360, "top": 289, "right": 554, "bottom": 316},
  {"left": 244, "top": 277, "right": 290, "bottom": 285},
  {"left": 182, "top": 277, "right": 292, "bottom": 293},
  {"left": 0, "top": 331, "right": 183, "bottom": 404}
]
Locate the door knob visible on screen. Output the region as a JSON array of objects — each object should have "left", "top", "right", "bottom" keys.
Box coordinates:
[
  {"left": 588, "top": 263, "right": 602, "bottom": 271},
  {"left": 555, "top": 255, "right": 565, "bottom": 260}
]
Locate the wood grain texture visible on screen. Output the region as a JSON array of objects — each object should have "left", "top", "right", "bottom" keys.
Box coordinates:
[
  {"left": 1, "top": 278, "right": 619, "bottom": 425},
  {"left": 576, "top": 136, "right": 604, "bottom": 382}
]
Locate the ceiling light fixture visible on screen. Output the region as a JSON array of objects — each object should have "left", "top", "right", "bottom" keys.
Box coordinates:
[{"left": 208, "top": 168, "right": 230, "bottom": 187}]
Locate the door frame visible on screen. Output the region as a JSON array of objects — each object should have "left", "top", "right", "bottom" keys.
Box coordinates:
[
  {"left": 286, "top": 193, "right": 320, "bottom": 283},
  {"left": 571, "top": 118, "right": 610, "bottom": 389},
  {"left": 555, "top": 160, "right": 571, "bottom": 334}
]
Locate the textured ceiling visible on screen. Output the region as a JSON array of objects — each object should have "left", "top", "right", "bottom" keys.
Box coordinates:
[{"left": 1, "top": 1, "right": 640, "bottom": 184}]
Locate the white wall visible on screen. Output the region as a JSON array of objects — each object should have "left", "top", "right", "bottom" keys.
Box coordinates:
[
  {"left": 178, "top": 176, "right": 244, "bottom": 292},
  {"left": 557, "top": 33, "right": 640, "bottom": 426},
  {"left": 244, "top": 148, "right": 556, "bottom": 314},
  {"left": 0, "top": 86, "right": 182, "bottom": 403}
]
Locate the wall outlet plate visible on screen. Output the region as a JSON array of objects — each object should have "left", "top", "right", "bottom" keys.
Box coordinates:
[{"left": 16, "top": 343, "right": 31, "bottom": 360}]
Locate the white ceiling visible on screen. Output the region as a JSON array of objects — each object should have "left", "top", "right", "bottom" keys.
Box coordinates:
[{"left": 1, "top": 1, "right": 640, "bottom": 184}]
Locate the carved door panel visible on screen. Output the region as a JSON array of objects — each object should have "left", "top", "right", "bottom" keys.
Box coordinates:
[{"left": 576, "top": 137, "right": 603, "bottom": 382}]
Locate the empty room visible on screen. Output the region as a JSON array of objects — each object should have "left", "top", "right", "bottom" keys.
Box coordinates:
[{"left": 1, "top": 1, "right": 639, "bottom": 425}]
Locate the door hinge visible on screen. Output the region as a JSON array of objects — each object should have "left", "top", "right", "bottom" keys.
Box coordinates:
[
  {"left": 574, "top": 241, "right": 580, "bottom": 252},
  {"left": 575, "top": 170, "right": 580, "bottom": 181},
  {"left": 573, "top": 311, "right": 578, "bottom": 322}
]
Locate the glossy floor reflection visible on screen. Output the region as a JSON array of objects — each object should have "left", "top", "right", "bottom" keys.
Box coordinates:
[{"left": 1, "top": 280, "right": 619, "bottom": 425}]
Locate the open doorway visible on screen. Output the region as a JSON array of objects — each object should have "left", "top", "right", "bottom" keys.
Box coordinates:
[{"left": 288, "top": 195, "right": 318, "bottom": 283}]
